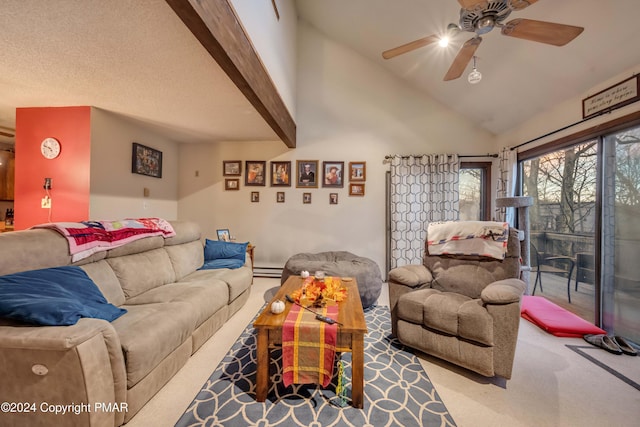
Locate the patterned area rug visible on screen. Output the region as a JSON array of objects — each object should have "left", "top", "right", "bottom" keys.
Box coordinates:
[{"left": 175, "top": 306, "right": 456, "bottom": 427}]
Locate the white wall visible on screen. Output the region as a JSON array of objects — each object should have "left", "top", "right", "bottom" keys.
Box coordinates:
[
  {"left": 229, "top": 0, "right": 297, "bottom": 119},
  {"left": 90, "top": 108, "right": 179, "bottom": 220},
  {"left": 178, "top": 20, "right": 495, "bottom": 272},
  {"left": 497, "top": 66, "right": 640, "bottom": 152}
]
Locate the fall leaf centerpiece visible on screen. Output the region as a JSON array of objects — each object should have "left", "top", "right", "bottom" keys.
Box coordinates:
[{"left": 292, "top": 274, "right": 347, "bottom": 307}]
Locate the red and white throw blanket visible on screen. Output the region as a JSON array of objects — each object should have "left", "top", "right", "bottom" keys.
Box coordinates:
[
  {"left": 427, "top": 220, "right": 509, "bottom": 260},
  {"left": 282, "top": 304, "right": 338, "bottom": 388},
  {"left": 33, "top": 218, "right": 176, "bottom": 262}
]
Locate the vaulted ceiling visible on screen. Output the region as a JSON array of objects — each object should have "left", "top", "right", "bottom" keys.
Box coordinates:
[{"left": 296, "top": 0, "right": 640, "bottom": 135}]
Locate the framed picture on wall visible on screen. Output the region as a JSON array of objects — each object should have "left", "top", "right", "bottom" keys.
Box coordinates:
[
  {"left": 330, "top": 193, "right": 338, "bottom": 205},
  {"left": 349, "top": 183, "right": 365, "bottom": 196},
  {"left": 245, "top": 161, "right": 266, "bottom": 186},
  {"left": 277, "top": 191, "right": 285, "bottom": 203},
  {"left": 349, "top": 161, "right": 366, "bottom": 181},
  {"left": 322, "top": 161, "right": 344, "bottom": 188},
  {"left": 132, "top": 143, "right": 162, "bottom": 178},
  {"left": 271, "top": 161, "right": 291, "bottom": 187},
  {"left": 296, "top": 160, "right": 318, "bottom": 188},
  {"left": 223, "top": 160, "right": 242, "bottom": 176},
  {"left": 225, "top": 178, "right": 240, "bottom": 190},
  {"left": 303, "top": 192, "right": 312, "bottom": 204},
  {"left": 251, "top": 191, "right": 260, "bottom": 202}
]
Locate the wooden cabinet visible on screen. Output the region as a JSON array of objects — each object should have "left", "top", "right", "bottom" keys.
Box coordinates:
[{"left": 0, "top": 150, "right": 14, "bottom": 201}]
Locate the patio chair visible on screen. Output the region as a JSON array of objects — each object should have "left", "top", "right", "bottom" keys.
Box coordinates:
[{"left": 531, "top": 243, "right": 576, "bottom": 303}]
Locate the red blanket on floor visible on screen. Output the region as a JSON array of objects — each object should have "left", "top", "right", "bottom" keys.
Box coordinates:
[
  {"left": 282, "top": 304, "right": 338, "bottom": 388},
  {"left": 521, "top": 295, "right": 606, "bottom": 337}
]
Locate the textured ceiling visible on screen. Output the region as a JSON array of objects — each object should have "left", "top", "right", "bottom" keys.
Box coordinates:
[
  {"left": 296, "top": 0, "right": 640, "bottom": 135},
  {"left": 0, "top": 0, "right": 278, "bottom": 144}
]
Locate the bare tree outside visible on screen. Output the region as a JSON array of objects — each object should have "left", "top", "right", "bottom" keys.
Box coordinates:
[{"left": 522, "top": 142, "right": 597, "bottom": 236}]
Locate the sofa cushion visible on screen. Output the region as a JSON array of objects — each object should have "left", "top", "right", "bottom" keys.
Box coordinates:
[
  {"left": 124, "top": 280, "right": 229, "bottom": 328},
  {"left": 425, "top": 227, "right": 522, "bottom": 299},
  {"left": 399, "top": 289, "right": 494, "bottom": 347},
  {"left": 397, "top": 288, "right": 440, "bottom": 324},
  {"left": 112, "top": 302, "right": 196, "bottom": 388},
  {"left": 457, "top": 299, "right": 494, "bottom": 345},
  {"left": 429, "top": 261, "right": 505, "bottom": 299},
  {"left": 388, "top": 264, "right": 432, "bottom": 287},
  {"left": 165, "top": 240, "right": 205, "bottom": 280},
  {"left": 80, "top": 260, "right": 126, "bottom": 306},
  {"left": 107, "top": 248, "right": 176, "bottom": 299},
  {"left": 0, "top": 266, "right": 126, "bottom": 326},
  {"left": 481, "top": 278, "right": 526, "bottom": 304},
  {"left": 422, "top": 291, "right": 471, "bottom": 336},
  {"left": 164, "top": 221, "right": 202, "bottom": 246},
  {"left": 182, "top": 267, "right": 252, "bottom": 302},
  {"left": 105, "top": 236, "right": 165, "bottom": 258}
]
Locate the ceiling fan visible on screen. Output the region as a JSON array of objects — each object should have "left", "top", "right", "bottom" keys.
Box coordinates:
[{"left": 382, "top": 0, "right": 584, "bottom": 81}]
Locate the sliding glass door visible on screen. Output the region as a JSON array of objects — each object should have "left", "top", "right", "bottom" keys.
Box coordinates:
[
  {"left": 521, "top": 142, "right": 597, "bottom": 321},
  {"left": 601, "top": 125, "right": 640, "bottom": 343}
]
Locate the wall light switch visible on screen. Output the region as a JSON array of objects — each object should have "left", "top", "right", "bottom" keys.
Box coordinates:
[{"left": 143, "top": 187, "right": 150, "bottom": 197}]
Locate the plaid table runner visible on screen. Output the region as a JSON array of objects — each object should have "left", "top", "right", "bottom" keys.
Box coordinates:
[{"left": 282, "top": 304, "right": 338, "bottom": 388}]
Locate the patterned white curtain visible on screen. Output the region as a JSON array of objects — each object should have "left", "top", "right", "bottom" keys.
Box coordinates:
[
  {"left": 495, "top": 147, "right": 518, "bottom": 225},
  {"left": 389, "top": 154, "right": 459, "bottom": 268}
]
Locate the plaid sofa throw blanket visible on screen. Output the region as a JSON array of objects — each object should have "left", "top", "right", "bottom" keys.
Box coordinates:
[{"left": 282, "top": 304, "right": 338, "bottom": 387}]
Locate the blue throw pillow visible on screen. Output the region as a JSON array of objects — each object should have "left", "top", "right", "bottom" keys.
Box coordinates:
[
  {"left": 200, "top": 259, "right": 245, "bottom": 270},
  {"left": 204, "top": 239, "right": 248, "bottom": 262},
  {"left": 0, "top": 266, "right": 127, "bottom": 326}
]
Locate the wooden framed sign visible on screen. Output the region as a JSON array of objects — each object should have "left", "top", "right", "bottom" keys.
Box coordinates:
[{"left": 582, "top": 75, "right": 639, "bottom": 119}]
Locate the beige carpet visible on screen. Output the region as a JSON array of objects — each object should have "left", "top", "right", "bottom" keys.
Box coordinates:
[{"left": 126, "top": 278, "right": 640, "bottom": 427}]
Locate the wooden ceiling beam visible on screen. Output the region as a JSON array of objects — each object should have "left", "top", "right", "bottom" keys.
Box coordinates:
[{"left": 165, "top": 0, "right": 296, "bottom": 147}]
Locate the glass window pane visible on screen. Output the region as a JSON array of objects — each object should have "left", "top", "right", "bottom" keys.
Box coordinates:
[
  {"left": 521, "top": 141, "right": 597, "bottom": 322},
  {"left": 601, "top": 126, "right": 640, "bottom": 343},
  {"left": 459, "top": 168, "right": 482, "bottom": 221}
]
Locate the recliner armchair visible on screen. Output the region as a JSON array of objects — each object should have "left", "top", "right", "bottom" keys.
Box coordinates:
[{"left": 388, "top": 226, "right": 526, "bottom": 379}]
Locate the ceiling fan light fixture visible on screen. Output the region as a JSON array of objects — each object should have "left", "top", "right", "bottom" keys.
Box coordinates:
[
  {"left": 467, "top": 56, "right": 482, "bottom": 84},
  {"left": 468, "top": 68, "right": 482, "bottom": 84},
  {"left": 438, "top": 37, "right": 450, "bottom": 47}
]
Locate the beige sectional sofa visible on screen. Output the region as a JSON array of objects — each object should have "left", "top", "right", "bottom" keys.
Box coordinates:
[{"left": 0, "top": 221, "right": 253, "bottom": 427}]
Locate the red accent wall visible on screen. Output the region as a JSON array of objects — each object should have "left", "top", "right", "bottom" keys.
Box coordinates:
[{"left": 14, "top": 107, "right": 91, "bottom": 230}]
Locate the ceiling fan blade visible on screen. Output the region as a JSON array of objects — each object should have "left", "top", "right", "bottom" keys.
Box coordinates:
[
  {"left": 501, "top": 18, "right": 584, "bottom": 46},
  {"left": 382, "top": 35, "right": 440, "bottom": 59},
  {"left": 443, "top": 37, "right": 482, "bottom": 81},
  {"left": 457, "top": 0, "right": 488, "bottom": 10},
  {"left": 508, "top": 0, "right": 538, "bottom": 11}
]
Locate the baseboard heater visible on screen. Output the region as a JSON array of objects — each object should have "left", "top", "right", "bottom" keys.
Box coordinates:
[{"left": 253, "top": 266, "right": 282, "bottom": 279}]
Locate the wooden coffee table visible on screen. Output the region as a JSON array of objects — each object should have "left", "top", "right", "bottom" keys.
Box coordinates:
[{"left": 253, "top": 276, "right": 367, "bottom": 408}]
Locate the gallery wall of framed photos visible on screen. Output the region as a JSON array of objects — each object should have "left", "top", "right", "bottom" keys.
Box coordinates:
[{"left": 222, "top": 159, "right": 367, "bottom": 204}]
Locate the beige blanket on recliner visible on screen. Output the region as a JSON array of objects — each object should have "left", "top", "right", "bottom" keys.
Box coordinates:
[{"left": 426, "top": 221, "right": 508, "bottom": 260}]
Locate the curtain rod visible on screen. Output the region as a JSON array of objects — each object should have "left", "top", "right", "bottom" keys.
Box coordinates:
[
  {"left": 384, "top": 154, "right": 498, "bottom": 159},
  {"left": 509, "top": 100, "right": 634, "bottom": 151},
  {"left": 512, "top": 72, "right": 640, "bottom": 150},
  {"left": 510, "top": 116, "right": 596, "bottom": 151}
]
